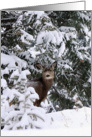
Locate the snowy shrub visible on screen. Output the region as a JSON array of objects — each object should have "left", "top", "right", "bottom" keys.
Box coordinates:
[{"left": 1, "top": 68, "right": 46, "bottom": 130}]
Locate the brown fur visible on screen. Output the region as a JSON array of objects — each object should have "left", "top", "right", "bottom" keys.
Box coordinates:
[{"left": 27, "top": 62, "right": 57, "bottom": 106}]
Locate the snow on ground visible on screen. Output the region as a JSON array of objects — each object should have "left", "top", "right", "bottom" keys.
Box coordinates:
[{"left": 1, "top": 107, "right": 91, "bottom": 136}]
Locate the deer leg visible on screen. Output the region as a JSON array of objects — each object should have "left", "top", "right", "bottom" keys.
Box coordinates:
[{"left": 34, "top": 99, "right": 41, "bottom": 107}]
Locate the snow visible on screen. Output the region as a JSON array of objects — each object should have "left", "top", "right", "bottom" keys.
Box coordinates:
[
  {"left": 20, "top": 29, "right": 34, "bottom": 45},
  {"left": 10, "top": 69, "right": 20, "bottom": 79},
  {"left": 76, "top": 50, "right": 84, "bottom": 60},
  {"left": 36, "top": 30, "right": 63, "bottom": 45},
  {"left": 1, "top": 53, "right": 27, "bottom": 69},
  {"left": 88, "top": 77, "right": 91, "bottom": 83},
  {"left": 1, "top": 127, "right": 91, "bottom": 136},
  {"left": 59, "top": 26, "right": 77, "bottom": 40},
  {"left": 59, "top": 26, "right": 76, "bottom": 33},
  {"left": 15, "top": 45, "right": 22, "bottom": 51},
  {"left": 58, "top": 42, "right": 65, "bottom": 57},
  {"left": 73, "top": 93, "right": 78, "bottom": 101},
  {"left": 1, "top": 67, "right": 9, "bottom": 76},
  {"left": 1, "top": 79, "right": 7, "bottom": 89},
  {"left": 1, "top": 107, "right": 91, "bottom": 136},
  {"left": 28, "top": 46, "right": 40, "bottom": 58},
  {"left": 36, "top": 26, "right": 77, "bottom": 48},
  {"left": 81, "top": 24, "right": 91, "bottom": 37},
  {"left": 16, "top": 15, "right": 23, "bottom": 25},
  {"left": 78, "top": 12, "right": 90, "bottom": 22},
  {"left": 24, "top": 11, "right": 48, "bottom": 20},
  {"left": 20, "top": 70, "right": 30, "bottom": 80},
  {"left": 27, "top": 87, "right": 39, "bottom": 101}
]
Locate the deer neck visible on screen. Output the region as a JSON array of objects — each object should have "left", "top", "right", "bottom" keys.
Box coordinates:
[{"left": 42, "top": 78, "right": 53, "bottom": 91}]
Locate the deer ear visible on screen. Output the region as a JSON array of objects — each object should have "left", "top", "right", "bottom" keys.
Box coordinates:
[
  {"left": 34, "top": 63, "right": 43, "bottom": 70},
  {"left": 51, "top": 61, "right": 57, "bottom": 70}
]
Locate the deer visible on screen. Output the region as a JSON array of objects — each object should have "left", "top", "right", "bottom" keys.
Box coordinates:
[{"left": 27, "top": 61, "right": 57, "bottom": 107}]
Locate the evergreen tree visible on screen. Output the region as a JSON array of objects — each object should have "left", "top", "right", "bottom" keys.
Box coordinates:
[
  {"left": 1, "top": 11, "right": 18, "bottom": 48},
  {"left": 1, "top": 68, "right": 46, "bottom": 130}
]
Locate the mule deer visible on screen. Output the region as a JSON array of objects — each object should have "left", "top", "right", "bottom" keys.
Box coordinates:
[{"left": 27, "top": 61, "right": 57, "bottom": 107}]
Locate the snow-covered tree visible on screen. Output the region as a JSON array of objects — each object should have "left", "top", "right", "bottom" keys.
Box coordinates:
[
  {"left": 1, "top": 68, "right": 46, "bottom": 130},
  {"left": 47, "top": 11, "right": 91, "bottom": 110}
]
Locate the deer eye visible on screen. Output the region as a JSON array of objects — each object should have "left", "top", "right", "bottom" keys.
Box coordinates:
[
  {"left": 43, "top": 69, "right": 48, "bottom": 72},
  {"left": 49, "top": 68, "right": 53, "bottom": 71}
]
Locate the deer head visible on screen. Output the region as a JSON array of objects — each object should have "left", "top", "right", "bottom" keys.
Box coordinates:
[{"left": 35, "top": 61, "right": 57, "bottom": 81}]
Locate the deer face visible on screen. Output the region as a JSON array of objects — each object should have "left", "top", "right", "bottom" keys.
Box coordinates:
[
  {"left": 42, "top": 67, "right": 54, "bottom": 80},
  {"left": 35, "top": 62, "right": 57, "bottom": 80}
]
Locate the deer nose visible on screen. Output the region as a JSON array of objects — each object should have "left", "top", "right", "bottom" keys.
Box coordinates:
[{"left": 46, "top": 74, "right": 50, "bottom": 77}]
